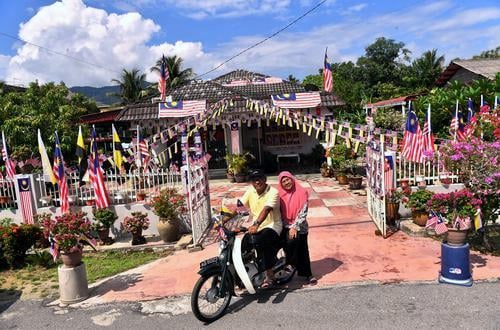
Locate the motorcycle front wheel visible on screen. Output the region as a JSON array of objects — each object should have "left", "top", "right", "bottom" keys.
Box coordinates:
[{"left": 191, "top": 269, "right": 232, "bottom": 323}]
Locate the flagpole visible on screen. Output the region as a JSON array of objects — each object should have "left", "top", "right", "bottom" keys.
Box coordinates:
[
  {"left": 480, "top": 95, "right": 484, "bottom": 106},
  {"left": 112, "top": 124, "right": 117, "bottom": 171},
  {"left": 454, "top": 100, "right": 458, "bottom": 141},
  {"left": 427, "top": 104, "right": 431, "bottom": 134},
  {"left": 136, "top": 125, "right": 140, "bottom": 169}
]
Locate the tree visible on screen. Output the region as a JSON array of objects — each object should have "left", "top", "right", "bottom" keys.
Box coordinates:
[
  {"left": 301, "top": 74, "right": 322, "bottom": 90},
  {"left": 357, "top": 37, "right": 410, "bottom": 95},
  {"left": 405, "top": 49, "right": 445, "bottom": 90},
  {"left": 0, "top": 82, "right": 94, "bottom": 162},
  {"left": 110, "top": 68, "right": 148, "bottom": 104},
  {"left": 150, "top": 55, "right": 194, "bottom": 90},
  {"left": 472, "top": 47, "right": 500, "bottom": 59},
  {"left": 287, "top": 74, "right": 299, "bottom": 85}
]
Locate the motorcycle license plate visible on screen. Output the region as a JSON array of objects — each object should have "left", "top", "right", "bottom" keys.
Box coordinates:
[{"left": 200, "top": 257, "right": 219, "bottom": 268}]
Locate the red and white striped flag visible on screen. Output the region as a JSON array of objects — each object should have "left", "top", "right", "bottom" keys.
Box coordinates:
[
  {"left": 402, "top": 106, "right": 424, "bottom": 163},
  {"left": 271, "top": 92, "right": 321, "bottom": 109},
  {"left": 17, "top": 178, "right": 34, "bottom": 224},
  {"left": 422, "top": 104, "right": 435, "bottom": 153},
  {"left": 90, "top": 127, "right": 110, "bottom": 209},
  {"left": 323, "top": 48, "right": 333, "bottom": 92},
  {"left": 1, "top": 131, "right": 16, "bottom": 179},
  {"left": 158, "top": 100, "right": 206, "bottom": 118},
  {"left": 384, "top": 155, "right": 394, "bottom": 194},
  {"left": 53, "top": 132, "right": 69, "bottom": 214},
  {"left": 434, "top": 213, "right": 449, "bottom": 235}
]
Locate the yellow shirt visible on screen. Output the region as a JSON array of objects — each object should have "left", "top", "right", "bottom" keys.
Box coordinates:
[{"left": 241, "top": 185, "right": 282, "bottom": 235}]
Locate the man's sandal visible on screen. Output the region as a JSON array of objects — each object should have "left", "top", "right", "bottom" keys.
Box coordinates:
[{"left": 261, "top": 278, "right": 274, "bottom": 289}]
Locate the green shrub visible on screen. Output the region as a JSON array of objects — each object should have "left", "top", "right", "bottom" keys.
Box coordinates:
[
  {"left": 92, "top": 208, "right": 118, "bottom": 230},
  {"left": 0, "top": 224, "right": 42, "bottom": 268}
]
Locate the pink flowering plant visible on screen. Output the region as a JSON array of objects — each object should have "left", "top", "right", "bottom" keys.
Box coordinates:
[
  {"left": 427, "top": 189, "right": 482, "bottom": 230},
  {"left": 150, "top": 187, "right": 187, "bottom": 223},
  {"left": 122, "top": 212, "right": 150, "bottom": 234},
  {"left": 40, "top": 211, "right": 93, "bottom": 255}
]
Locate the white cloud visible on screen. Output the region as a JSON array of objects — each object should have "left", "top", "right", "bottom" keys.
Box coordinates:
[
  {"left": 5, "top": 0, "right": 212, "bottom": 86},
  {"left": 346, "top": 3, "right": 367, "bottom": 13},
  {"left": 0, "top": 54, "right": 11, "bottom": 82}
]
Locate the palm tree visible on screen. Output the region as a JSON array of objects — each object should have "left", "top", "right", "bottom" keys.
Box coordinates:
[
  {"left": 150, "top": 55, "right": 194, "bottom": 90},
  {"left": 410, "top": 49, "right": 445, "bottom": 89},
  {"left": 110, "top": 69, "right": 147, "bottom": 104}
]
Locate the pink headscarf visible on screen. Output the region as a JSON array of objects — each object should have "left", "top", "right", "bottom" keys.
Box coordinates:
[{"left": 277, "top": 171, "right": 309, "bottom": 225}]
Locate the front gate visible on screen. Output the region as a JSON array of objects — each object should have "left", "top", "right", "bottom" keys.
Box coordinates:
[{"left": 366, "top": 140, "right": 388, "bottom": 237}]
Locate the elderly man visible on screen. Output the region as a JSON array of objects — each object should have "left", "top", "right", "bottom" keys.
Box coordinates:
[{"left": 240, "top": 169, "right": 282, "bottom": 288}]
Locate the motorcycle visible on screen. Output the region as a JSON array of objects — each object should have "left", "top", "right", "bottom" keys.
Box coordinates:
[{"left": 191, "top": 211, "right": 295, "bottom": 322}]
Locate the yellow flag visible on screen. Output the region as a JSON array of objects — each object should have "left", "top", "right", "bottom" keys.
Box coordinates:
[
  {"left": 348, "top": 127, "right": 353, "bottom": 138},
  {"left": 354, "top": 141, "right": 360, "bottom": 154},
  {"left": 308, "top": 125, "right": 313, "bottom": 136},
  {"left": 174, "top": 142, "right": 178, "bottom": 153},
  {"left": 320, "top": 118, "right": 325, "bottom": 130},
  {"left": 360, "top": 130, "right": 364, "bottom": 137},
  {"left": 325, "top": 130, "right": 330, "bottom": 143},
  {"left": 474, "top": 209, "right": 482, "bottom": 231},
  {"left": 380, "top": 134, "right": 385, "bottom": 143},
  {"left": 303, "top": 123, "right": 307, "bottom": 133},
  {"left": 346, "top": 137, "right": 351, "bottom": 148},
  {"left": 315, "top": 128, "right": 321, "bottom": 139},
  {"left": 112, "top": 124, "right": 123, "bottom": 170},
  {"left": 332, "top": 132, "right": 337, "bottom": 146},
  {"left": 338, "top": 125, "right": 343, "bottom": 136},
  {"left": 38, "top": 129, "right": 57, "bottom": 184},
  {"left": 312, "top": 118, "right": 317, "bottom": 128},
  {"left": 168, "top": 146, "right": 173, "bottom": 158},
  {"left": 393, "top": 136, "right": 398, "bottom": 146}
]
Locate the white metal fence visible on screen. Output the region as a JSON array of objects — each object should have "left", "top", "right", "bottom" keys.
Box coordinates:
[
  {"left": 0, "top": 178, "right": 18, "bottom": 210},
  {"left": 32, "top": 169, "right": 181, "bottom": 209},
  {"left": 396, "top": 151, "right": 459, "bottom": 186}
]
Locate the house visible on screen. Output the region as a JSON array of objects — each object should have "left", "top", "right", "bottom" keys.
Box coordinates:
[
  {"left": 435, "top": 59, "right": 500, "bottom": 87},
  {"left": 114, "top": 69, "right": 344, "bottom": 172},
  {"left": 363, "top": 95, "right": 419, "bottom": 117}
]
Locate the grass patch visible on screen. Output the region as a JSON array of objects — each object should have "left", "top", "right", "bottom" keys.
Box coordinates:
[{"left": 0, "top": 249, "right": 171, "bottom": 300}]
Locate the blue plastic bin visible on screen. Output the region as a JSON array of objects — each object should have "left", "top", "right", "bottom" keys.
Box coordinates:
[{"left": 439, "top": 242, "right": 473, "bottom": 286}]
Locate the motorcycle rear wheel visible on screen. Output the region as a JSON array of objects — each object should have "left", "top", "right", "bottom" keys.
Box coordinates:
[{"left": 191, "top": 270, "right": 232, "bottom": 323}]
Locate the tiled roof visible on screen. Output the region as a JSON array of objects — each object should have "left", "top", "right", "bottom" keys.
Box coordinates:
[
  {"left": 365, "top": 95, "right": 418, "bottom": 109},
  {"left": 80, "top": 109, "right": 122, "bottom": 124},
  {"left": 116, "top": 70, "right": 345, "bottom": 121},
  {"left": 435, "top": 59, "right": 500, "bottom": 86}
]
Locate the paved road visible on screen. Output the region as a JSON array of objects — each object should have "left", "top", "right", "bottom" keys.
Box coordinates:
[{"left": 1, "top": 282, "right": 499, "bottom": 329}]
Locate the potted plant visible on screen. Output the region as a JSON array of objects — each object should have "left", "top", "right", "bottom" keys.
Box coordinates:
[
  {"left": 345, "top": 158, "right": 363, "bottom": 189},
  {"left": 224, "top": 153, "right": 235, "bottom": 182},
  {"left": 404, "top": 189, "right": 434, "bottom": 226},
  {"left": 40, "top": 211, "right": 94, "bottom": 267},
  {"left": 136, "top": 191, "right": 147, "bottom": 201},
  {"left": 385, "top": 189, "right": 404, "bottom": 225},
  {"left": 150, "top": 188, "right": 187, "bottom": 243},
  {"left": 329, "top": 143, "right": 350, "bottom": 184},
  {"left": 226, "top": 152, "right": 253, "bottom": 183},
  {"left": 427, "top": 189, "right": 481, "bottom": 245},
  {"left": 122, "top": 212, "right": 150, "bottom": 245},
  {"left": 320, "top": 162, "right": 333, "bottom": 178},
  {"left": 92, "top": 208, "right": 118, "bottom": 245}
]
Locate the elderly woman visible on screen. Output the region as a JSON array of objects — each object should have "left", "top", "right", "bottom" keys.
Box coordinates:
[{"left": 277, "top": 171, "right": 317, "bottom": 285}]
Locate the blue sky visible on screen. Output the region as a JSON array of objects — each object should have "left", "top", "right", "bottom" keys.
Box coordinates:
[{"left": 0, "top": 0, "right": 499, "bottom": 87}]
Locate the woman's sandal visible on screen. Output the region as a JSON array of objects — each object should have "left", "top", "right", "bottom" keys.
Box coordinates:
[{"left": 261, "top": 278, "right": 274, "bottom": 289}]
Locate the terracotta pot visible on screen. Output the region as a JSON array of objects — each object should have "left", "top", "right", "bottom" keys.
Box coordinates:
[
  {"left": 86, "top": 199, "right": 95, "bottom": 206},
  {"left": 445, "top": 228, "right": 468, "bottom": 246},
  {"left": 157, "top": 218, "right": 180, "bottom": 242},
  {"left": 348, "top": 176, "right": 363, "bottom": 190},
  {"left": 136, "top": 192, "right": 146, "bottom": 201},
  {"left": 385, "top": 201, "right": 400, "bottom": 225},
  {"left": 400, "top": 179, "right": 410, "bottom": 189},
  {"left": 60, "top": 249, "right": 83, "bottom": 268},
  {"left": 412, "top": 211, "right": 428, "bottom": 226},
  {"left": 337, "top": 174, "right": 349, "bottom": 185},
  {"left": 0, "top": 196, "right": 10, "bottom": 204}
]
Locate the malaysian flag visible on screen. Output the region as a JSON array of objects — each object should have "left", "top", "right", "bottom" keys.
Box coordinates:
[
  {"left": 89, "top": 127, "right": 110, "bottom": 209},
  {"left": 464, "top": 99, "right": 477, "bottom": 138},
  {"left": 454, "top": 216, "right": 470, "bottom": 230},
  {"left": 1, "top": 131, "right": 16, "bottom": 179},
  {"left": 53, "top": 132, "right": 69, "bottom": 214},
  {"left": 422, "top": 104, "right": 435, "bottom": 154},
  {"left": 158, "top": 100, "right": 206, "bottom": 118},
  {"left": 402, "top": 106, "right": 424, "bottom": 163},
  {"left": 450, "top": 101, "right": 466, "bottom": 141},
  {"left": 271, "top": 92, "right": 321, "bottom": 109},
  {"left": 158, "top": 55, "right": 169, "bottom": 101},
  {"left": 323, "top": 48, "right": 333, "bottom": 92},
  {"left": 434, "top": 213, "right": 448, "bottom": 235},
  {"left": 135, "top": 126, "right": 150, "bottom": 168},
  {"left": 17, "top": 178, "right": 34, "bottom": 224}
]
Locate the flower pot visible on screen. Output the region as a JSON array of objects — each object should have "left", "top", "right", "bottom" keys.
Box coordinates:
[
  {"left": 348, "top": 176, "right": 363, "bottom": 190},
  {"left": 412, "top": 211, "right": 428, "bottom": 227},
  {"left": 385, "top": 201, "right": 400, "bottom": 225},
  {"left": 136, "top": 192, "right": 146, "bottom": 201},
  {"left": 60, "top": 249, "right": 83, "bottom": 268},
  {"left": 97, "top": 227, "right": 114, "bottom": 245},
  {"left": 234, "top": 173, "right": 246, "bottom": 183},
  {"left": 157, "top": 218, "right": 180, "bottom": 243},
  {"left": 0, "top": 196, "right": 10, "bottom": 204},
  {"left": 131, "top": 228, "right": 146, "bottom": 245},
  {"left": 86, "top": 199, "right": 95, "bottom": 206},
  {"left": 399, "top": 179, "right": 410, "bottom": 190},
  {"left": 227, "top": 172, "right": 235, "bottom": 183},
  {"left": 337, "top": 174, "right": 349, "bottom": 185},
  {"left": 445, "top": 228, "right": 468, "bottom": 246}
]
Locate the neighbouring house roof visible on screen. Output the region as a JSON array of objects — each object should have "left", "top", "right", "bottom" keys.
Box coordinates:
[
  {"left": 116, "top": 70, "right": 345, "bottom": 122},
  {"left": 79, "top": 109, "right": 122, "bottom": 124},
  {"left": 364, "top": 95, "right": 418, "bottom": 109},
  {"left": 435, "top": 59, "right": 500, "bottom": 87}
]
